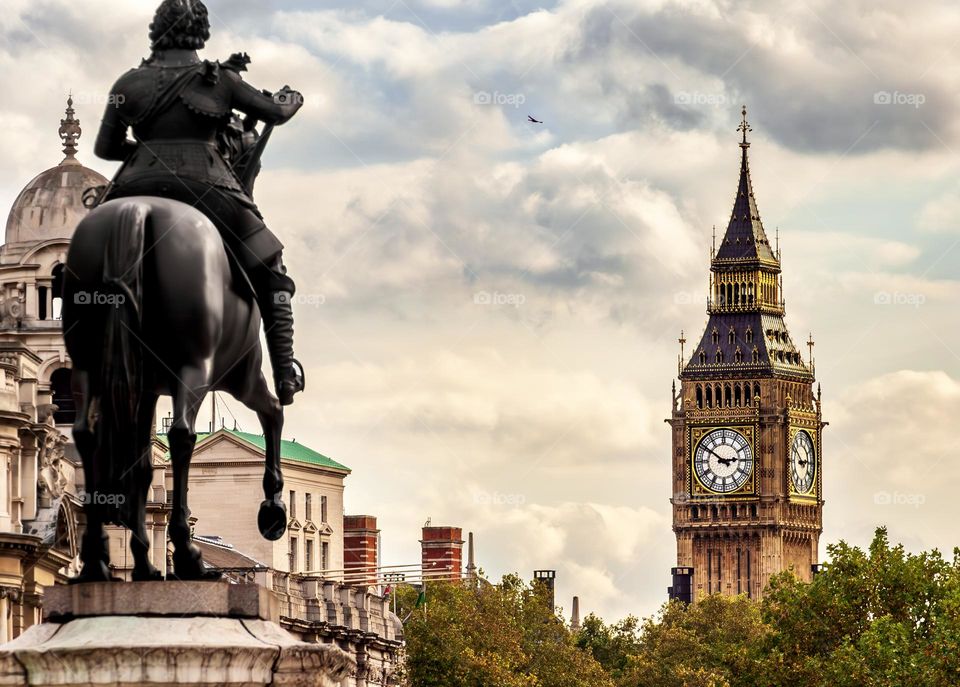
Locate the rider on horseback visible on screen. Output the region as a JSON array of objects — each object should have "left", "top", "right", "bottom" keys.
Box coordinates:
[{"left": 94, "top": 0, "right": 305, "bottom": 405}]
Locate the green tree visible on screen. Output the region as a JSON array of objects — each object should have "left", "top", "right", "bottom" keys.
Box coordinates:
[
  {"left": 398, "top": 574, "right": 612, "bottom": 687},
  {"left": 616, "top": 595, "right": 768, "bottom": 687},
  {"left": 575, "top": 614, "right": 642, "bottom": 680},
  {"left": 761, "top": 527, "right": 960, "bottom": 687}
]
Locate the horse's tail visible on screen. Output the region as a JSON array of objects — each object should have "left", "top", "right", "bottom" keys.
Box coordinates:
[{"left": 98, "top": 201, "right": 148, "bottom": 524}]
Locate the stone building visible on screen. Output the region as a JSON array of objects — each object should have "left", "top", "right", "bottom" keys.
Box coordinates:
[
  {"left": 668, "top": 107, "right": 824, "bottom": 602},
  {"left": 0, "top": 97, "right": 104, "bottom": 639}
]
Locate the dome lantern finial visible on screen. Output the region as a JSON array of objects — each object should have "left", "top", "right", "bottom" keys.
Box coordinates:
[
  {"left": 58, "top": 93, "right": 82, "bottom": 163},
  {"left": 737, "top": 104, "right": 752, "bottom": 149}
]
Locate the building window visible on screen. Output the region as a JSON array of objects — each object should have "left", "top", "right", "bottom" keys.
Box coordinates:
[
  {"left": 289, "top": 536, "right": 298, "bottom": 573},
  {"left": 52, "top": 264, "right": 65, "bottom": 320},
  {"left": 38, "top": 286, "right": 48, "bottom": 320},
  {"left": 716, "top": 349, "right": 724, "bottom": 363},
  {"left": 745, "top": 327, "right": 753, "bottom": 343},
  {"left": 321, "top": 495, "right": 328, "bottom": 523},
  {"left": 289, "top": 490, "right": 296, "bottom": 519},
  {"left": 50, "top": 368, "right": 75, "bottom": 425},
  {"left": 699, "top": 350, "right": 706, "bottom": 365},
  {"left": 321, "top": 542, "right": 329, "bottom": 571},
  {"left": 752, "top": 347, "right": 759, "bottom": 363},
  {"left": 728, "top": 328, "right": 735, "bottom": 345},
  {"left": 712, "top": 328, "right": 719, "bottom": 345},
  {"left": 305, "top": 493, "right": 312, "bottom": 521},
  {"left": 305, "top": 539, "right": 314, "bottom": 572},
  {"left": 735, "top": 348, "right": 743, "bottom": 363}
]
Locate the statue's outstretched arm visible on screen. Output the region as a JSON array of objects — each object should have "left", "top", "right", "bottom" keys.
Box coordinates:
[{"left": 227, "top": 70, "right": 303, "bottom": 126}]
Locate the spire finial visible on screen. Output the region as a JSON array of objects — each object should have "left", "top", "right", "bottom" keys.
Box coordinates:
[
  {"left": 59, "top": 93, "right": 82, "bottom": 163},
  {"left": 737, "top": 105, "right": 752, "bottom": 149}
]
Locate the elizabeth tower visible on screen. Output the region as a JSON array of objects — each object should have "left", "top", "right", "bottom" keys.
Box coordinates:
[{"left": 667, "top": 108, "right": 823, "bottom": 602}]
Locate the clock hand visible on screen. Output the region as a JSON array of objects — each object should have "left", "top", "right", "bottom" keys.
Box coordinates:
[{"left": 704, "top": 446, "right": 725, "bottom": 462}]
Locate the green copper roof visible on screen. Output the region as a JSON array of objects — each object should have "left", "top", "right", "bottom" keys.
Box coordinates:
[{"left": 157, "top": 429, "right": 350, "bottom": 472}]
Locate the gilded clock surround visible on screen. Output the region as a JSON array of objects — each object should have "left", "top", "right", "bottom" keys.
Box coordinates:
[
  {"left": 788, "top": 423, "right": 819, "bottom": 500},
  {"left": 667, "top": 107, "right": 824, "bottom": 603},
  {"left": 689, "top": 425, "right": 757, "bottom": 497}
]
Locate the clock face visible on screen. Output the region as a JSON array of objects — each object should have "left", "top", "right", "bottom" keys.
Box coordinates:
[
  {"left": 693, "top": 428, "right": 753, "bottom": 493},
  {"left": 791, "top": 430, "right": 816, "bottom": 494}
]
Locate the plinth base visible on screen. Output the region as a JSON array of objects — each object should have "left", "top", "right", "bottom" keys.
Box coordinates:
[{"left": 0, "top": 582, "right": 355, "bottom": 686}]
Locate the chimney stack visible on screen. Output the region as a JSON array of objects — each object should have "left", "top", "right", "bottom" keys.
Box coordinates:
[
  {"left": 344, "top": 515, "right": 379, "bottom": 587},
  {"left": 571, "top": 596, "right": 581, "bottom": 631},
  {"left": 466, "top": 532, "right": 477, "bottom": 581},
  {"left": 420, "top": 525, "right": 464, "bottom": 580},
  {"left": 533, "top": 570, "right": 557, "bottom": 611}
]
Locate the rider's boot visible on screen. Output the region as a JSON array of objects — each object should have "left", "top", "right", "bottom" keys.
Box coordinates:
[{"left": 254, "top": 258, "right": 305, "bottom": 405}]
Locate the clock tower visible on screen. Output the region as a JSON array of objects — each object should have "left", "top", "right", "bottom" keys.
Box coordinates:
[{"left": 667, "top": 107, "right": 823, "bottom": 602}]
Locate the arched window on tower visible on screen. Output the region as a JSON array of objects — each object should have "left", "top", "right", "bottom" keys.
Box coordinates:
[
  {"left": 728, "top": 327, "right": 736, "bottom": 345},
  {"left": 696, "top": 385, "right": 703, "bottom": 408},
  {"left": 699, "top": 350, "right": 706, "bottom": 365},
  {"left": 716, "top": 349, "right": 724, "bottom": 363},
  {"left": 52, "top": 264, "right": 65, "bottom": 320},
  {"left": 735, "top": 347, "right": 743, "bottom": 364},
  {"left": 752, "top": 346, "right": 759, "bottom": 363},
  {"left": 745, "top": 327, "right": 753, "bottom": 343},
  {"left": 51, "top": 368, "right": 75, "bottom": 425},
  {"left": 712, "top": 328, "right": 719, "bottom": 345},
  {"left": 706, "top": 385, "right": 713, "bottom": 407}
]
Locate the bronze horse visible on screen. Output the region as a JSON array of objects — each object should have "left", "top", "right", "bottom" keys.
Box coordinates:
[{"left": 63, "top": 196, "right": 288, "bottom": 581}]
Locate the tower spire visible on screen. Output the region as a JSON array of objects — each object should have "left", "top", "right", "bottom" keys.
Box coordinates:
[
  {"left": 737, "top": 105, "right": 752, "bottom": 149},
  {"left": 713, "top": 105, "right": 775, "bottom": 263},
  {"left": 58, "top": 93, "right": 82, "bottom": 164}
]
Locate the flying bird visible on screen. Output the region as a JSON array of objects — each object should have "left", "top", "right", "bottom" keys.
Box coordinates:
[{"left": 527, "top": 115, "right": 543, "bottom": 124}]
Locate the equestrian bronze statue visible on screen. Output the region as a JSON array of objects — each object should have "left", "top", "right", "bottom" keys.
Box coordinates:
[{"left": 64, "top": 0, "right": 304, "bottom": 581}]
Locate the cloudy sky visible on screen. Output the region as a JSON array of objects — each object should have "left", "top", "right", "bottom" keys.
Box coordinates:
[{"left": 4, "top": 0, "right": 960, "bottom": 621}]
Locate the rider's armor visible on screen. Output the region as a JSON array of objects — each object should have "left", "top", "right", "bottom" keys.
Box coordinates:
[{"left": 95, "top": 48, "right": 304, "bottom": 403}]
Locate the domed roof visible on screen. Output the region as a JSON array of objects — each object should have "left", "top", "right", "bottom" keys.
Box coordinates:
[{"left": 4, "top": 97, "right": 109, "bottom": 246}]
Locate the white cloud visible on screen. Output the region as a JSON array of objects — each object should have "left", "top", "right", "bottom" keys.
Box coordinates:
[{"left": 6, "top": 0, "right": 960, "bottom": 621}]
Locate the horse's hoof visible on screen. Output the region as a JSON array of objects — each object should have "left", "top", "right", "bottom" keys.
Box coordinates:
[
  {"left": 166, "top": 568, "right": 222, "bottom": 582},
  {"left": 258, "top": 498, "right": 287, "bottom": 541},
  {"left": 132, "top": 566, "right": 163, "bottom": 582},
  {"left": 70, "top": 561, "right": 114, "bottom": 584},
  {"left": 169, "top": 544, "right": 211, "bottom": 581}
]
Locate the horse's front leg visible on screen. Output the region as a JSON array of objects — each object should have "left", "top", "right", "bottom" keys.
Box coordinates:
[{"left": 167, "top": 366, "right": 213, "bottom": 580}]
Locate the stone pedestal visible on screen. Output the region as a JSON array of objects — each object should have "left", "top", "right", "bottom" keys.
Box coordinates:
[{"left": 0, "top": 582, "right": 355, "bottom": 686}]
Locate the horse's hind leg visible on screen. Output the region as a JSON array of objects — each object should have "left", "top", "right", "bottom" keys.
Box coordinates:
[
  {"left": 130, "top": 391, "right": 162, "bottom": 581},
  {"left": 167, "top": 365, "right": 217, "bottom": 580},
  {"left": 71, "top": 368, "right": 112, "bottom": 582},
  {"left": 235, "top": 371, "right": 287, "bottom": 541}
]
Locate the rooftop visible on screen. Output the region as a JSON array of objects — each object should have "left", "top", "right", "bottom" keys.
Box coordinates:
[{"left": 157, "top": 428, "right": 351, "bottom": 472}]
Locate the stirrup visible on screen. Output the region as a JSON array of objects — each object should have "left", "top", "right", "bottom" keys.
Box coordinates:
[
  {"left": 276, "top": 358, "right": 305, "bottom": 405},
  {"left": 290, "top": 358, "right": 305, "bottom": 392}
]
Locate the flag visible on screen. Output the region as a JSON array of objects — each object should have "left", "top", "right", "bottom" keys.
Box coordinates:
[{"left": 415, "top": 589, "right": 426, "bottom": 608}]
